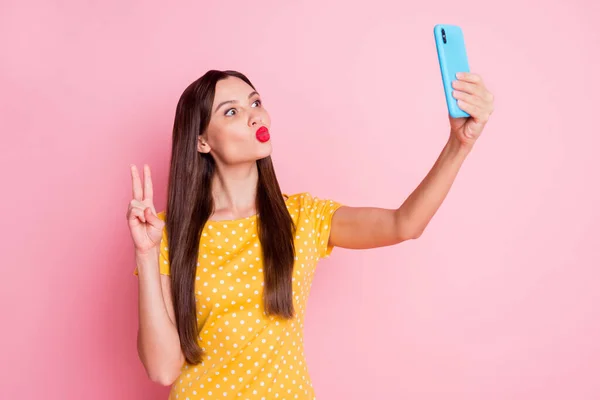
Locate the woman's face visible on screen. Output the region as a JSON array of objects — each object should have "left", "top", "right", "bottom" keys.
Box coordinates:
[{"left": 199, "top": 76, "right": 272, "bottom": 165}]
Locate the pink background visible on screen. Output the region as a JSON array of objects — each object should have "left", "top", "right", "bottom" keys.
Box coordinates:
[{"left": 1, "top": 0, "right": 599, "bottom": 399}]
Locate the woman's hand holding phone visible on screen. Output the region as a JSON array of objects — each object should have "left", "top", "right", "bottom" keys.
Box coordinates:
[
  {"left": 449, "top": 72, "right": 495, "bottom": 150},
  {"left": 434, "top": 24, "right": 495, "bottom": 150}
]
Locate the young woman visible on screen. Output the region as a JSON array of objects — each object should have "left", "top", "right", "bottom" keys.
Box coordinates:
[{"left": 128, "top": 69, "right": 494, "bottom": 399}]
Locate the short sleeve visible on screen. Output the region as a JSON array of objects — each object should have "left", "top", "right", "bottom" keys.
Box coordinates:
[
  {"left": 133, "top": 211, "right": 170, "bottom": 276},
  {"left": 305, "top": 194, "right": 344, "bottom": 259}
]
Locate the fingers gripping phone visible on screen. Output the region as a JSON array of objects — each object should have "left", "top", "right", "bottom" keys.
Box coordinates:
[{"left": 434, "top": 24, "right": 470, "bottom": 118}]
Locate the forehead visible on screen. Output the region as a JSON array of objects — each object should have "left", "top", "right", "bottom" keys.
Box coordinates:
[{"left": 214, "top": 77, "right": 253, "bottom": 101}]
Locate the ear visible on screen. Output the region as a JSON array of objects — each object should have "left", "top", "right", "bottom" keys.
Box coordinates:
[{"left": 197, "top": 135, "right": 211, "bottom": 153}]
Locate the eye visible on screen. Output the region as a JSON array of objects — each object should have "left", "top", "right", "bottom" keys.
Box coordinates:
[{"left": 225, "top": 99, "right": 262, "bottom": 116}]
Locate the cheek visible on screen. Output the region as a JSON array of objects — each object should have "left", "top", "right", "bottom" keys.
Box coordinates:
[
  {"left": 212, "top": 126, "right": 245, "bottom": 147},
  {"left": 212, "top": 127, "right": 256, "bottom": 159},
  {"left": 224, "top": 126, "right": 251, "bottom": 145}
]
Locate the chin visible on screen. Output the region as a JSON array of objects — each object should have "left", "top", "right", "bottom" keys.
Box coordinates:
[{"left": 256, "top": 144, "right": 273, "bottom": 159}]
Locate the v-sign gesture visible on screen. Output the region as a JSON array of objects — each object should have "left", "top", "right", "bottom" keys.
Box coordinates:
[{"left": 127, "top": 164, "right": 165, "bottom": 255}]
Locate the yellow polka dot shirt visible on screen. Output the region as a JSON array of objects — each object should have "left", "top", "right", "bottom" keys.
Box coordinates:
[{"left": 134, "top": 192, "right": 343, "bottom": 399}]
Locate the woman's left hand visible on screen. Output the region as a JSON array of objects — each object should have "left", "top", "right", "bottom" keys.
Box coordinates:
[{"left": 449, "top": 72, "right": 495, "bottom": 150}]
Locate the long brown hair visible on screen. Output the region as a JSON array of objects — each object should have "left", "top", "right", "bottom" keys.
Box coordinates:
[{"left": 164, "top": 70, "right": 296, "bottom": 365}]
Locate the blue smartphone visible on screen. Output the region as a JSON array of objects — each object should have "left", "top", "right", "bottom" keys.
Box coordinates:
[{"left": 434, "top": 24, "right": 470, "bottom": 118}]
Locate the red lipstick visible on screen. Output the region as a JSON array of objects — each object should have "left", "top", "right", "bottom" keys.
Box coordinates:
[{"left": 256, "top": 126, "right": 270, "bottom": 143}]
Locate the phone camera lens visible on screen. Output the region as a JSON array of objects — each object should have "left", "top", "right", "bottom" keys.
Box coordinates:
[{"left": 441, "top": 28, "right": 447, "bottom": 43}]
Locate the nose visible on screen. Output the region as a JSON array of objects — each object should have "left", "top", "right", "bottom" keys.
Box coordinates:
[{"left": 249, "top": 113, "right": 263, "bottom": 127}]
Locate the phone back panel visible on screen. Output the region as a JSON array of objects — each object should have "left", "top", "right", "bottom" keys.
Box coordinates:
[{"left": 434, "top": 24, "right": 470, "bottom": 118}]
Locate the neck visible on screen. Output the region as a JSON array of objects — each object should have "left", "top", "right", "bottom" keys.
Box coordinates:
[{"left": 211, "top": 161, "right": 259, "bottom": 216}]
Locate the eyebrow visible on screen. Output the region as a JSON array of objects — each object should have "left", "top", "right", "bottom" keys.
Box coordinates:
[{"left": 214, "top": 91, "right": 260, "bottom": 114}]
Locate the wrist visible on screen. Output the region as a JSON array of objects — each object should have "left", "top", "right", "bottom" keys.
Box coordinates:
[
  {"left": 447, "top": 135, "right": 473, "bottom": 156},
  {"left": 135, "top": 248, "right": 159, "bottom": 265}
]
